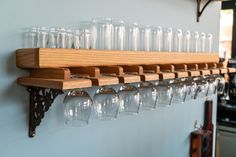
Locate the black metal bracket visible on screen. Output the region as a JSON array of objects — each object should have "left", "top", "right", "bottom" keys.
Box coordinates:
[
  {"left": 196, "top": 0, "right": 213, "bottom": 22},
  {"left": 27, "top": 87, "right": 63, "bottom": 138}
]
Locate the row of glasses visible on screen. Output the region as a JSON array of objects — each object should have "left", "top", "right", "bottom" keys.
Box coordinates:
[
  {"left": 23, "top": 18, "right": 214, "bottom": 53},
  {"left": 63, "top": 75, "right": 225, "bottom": 126},
  {"left": 23, "top": 26, "right": 92, "bottom": 49}
]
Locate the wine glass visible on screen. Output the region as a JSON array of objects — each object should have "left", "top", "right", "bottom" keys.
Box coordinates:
[
  {"left": 138, "top": 82, "right": 158, "bottom": 110},
  {"left": 196, "top": 76, "right": 209, "bottom": 98},
  {"left": 155, "top": 80, "right": 173, "bottom": 107},
  {"left": 93, "top": 87, "right": 120, "bottom": 120},
  {"left": 217, "top": 75, "right": 226, "bottom": 95},
  {"left": 169, "top": 78, "right": 187, "bottom": 104},
  {"left": 206, "top": 75, "right": 218, "bottom": 97},
  {"left": 64, "top": 90, "right": 93, "bottom": 127},
  {"left": 118, "top": 84, "right": 141, "bottom": 114}
]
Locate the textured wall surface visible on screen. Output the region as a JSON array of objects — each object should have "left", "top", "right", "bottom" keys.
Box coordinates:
[{"left": 0, "top": 0, "right": 221, "bottom": 157}]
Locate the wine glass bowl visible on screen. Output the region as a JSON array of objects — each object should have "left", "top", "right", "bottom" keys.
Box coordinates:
[
  {"left": 64, "top": 90, "right": 93, "bottom": 127},
  {"left": 155, "top": 81, "right": 173, "bottom": 107},
  {"left": 118, "top": 84, "right": 141, "bottom": 114},
  {"left": 93, "top": 87, "right": 120, "bottom": 120},
  {"left": 138, "top": 82, "right": 158, "bottom": 110}
]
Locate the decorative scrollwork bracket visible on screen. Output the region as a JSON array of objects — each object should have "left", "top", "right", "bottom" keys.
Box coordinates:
[
  {"left": 27, "top": 87, "right": 63, "bottom": 138},
  {"left": 196, "top": 0, "right": 213, "bottom": 22}
]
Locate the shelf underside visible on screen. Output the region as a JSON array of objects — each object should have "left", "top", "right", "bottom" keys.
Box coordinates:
[{"left": 17, "top": 66, "right": 235, "bottom": 90}]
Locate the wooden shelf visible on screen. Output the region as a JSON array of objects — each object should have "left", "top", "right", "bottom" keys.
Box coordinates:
[
  {"left": 18, "top": 77, "right": 92, "bottom": 90},
  {"left": 16, "top": 48, "right": 219, "bottom": 68},
  {"left": 16, "top": 48, "right": 236, "bottom": 90},
  {"left": 16, "top": 48, "right": 236, "bottom": 138}
]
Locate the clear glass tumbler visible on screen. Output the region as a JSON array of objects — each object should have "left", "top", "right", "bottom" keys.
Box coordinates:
[
  {"left": 95, "top": 18, "right": 113, "bottom": 50},
  {"left": 163, "top": 27, "right": 173, "bottom": 52},
  {"left": 173, "top": 29, "right": 183, "bottom": 52},
  {"left": 64, "top": 90, "right": 93, "bottom": 127},
  {"left": 78, "top": 21, "right": 94, "bottom": 49},
  {"left": 152, "top": 26, "right": 163, "bottom": 51},
  {"left": 140, "top": 25, "right": 152, "bottom": 51},
  {"left": 80, "top": 30, "right": 92, "bottom": 49},
  {"left": 66, "top": 29, "right": 74, "bottom": 48},
  {"left": 113, "top": 20, "right": 126, "bottom": 50},
  {"left": 200, "top": 32, "right": 206, "bottom": 52},
  {"left": 191, "top": 31, "right": 200, "bottom": 52},
  {"left": 206, "top": 33, "right": 213, "bottom": 53},
  {"left": 23, "top": 27, "right": 38, "bottom": 48},
  {"left": 73, "top": 29, "right": 80, "bottom": 49},
  {"left": 37, "top": 27, "right": 48, "bottom": 48},
  {"left": 56, "top": 27, "right": 67, "bottom": 48},
  {"left": 126, "top": 23, "right": 140, "bottom": 51},
  {"left": 183, "top": 30, "right": 191, "bottom": 52},
  {"left": 48, "top": 27, "right": 57, "bottom": 48}
]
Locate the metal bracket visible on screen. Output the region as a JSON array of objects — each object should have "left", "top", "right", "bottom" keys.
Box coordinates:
[
  {"left": 196, "top": 0, "right": 213, "bottom": 22},
  {"left": 27, "top": 87, "right": 63, "bottom": 138}
]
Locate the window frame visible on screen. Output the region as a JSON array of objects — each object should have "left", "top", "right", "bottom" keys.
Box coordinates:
[{"left": 222, "top": 1, "right": 236, "bottom": 58}]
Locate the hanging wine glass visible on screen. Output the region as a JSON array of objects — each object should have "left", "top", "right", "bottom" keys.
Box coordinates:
[
  {"left": 64, "top": 89, "right": 93, "bottom": 127},
  {"left": 93, "top": 87, "right": 120, "bottom": 120},
  {"left": 118, "top": 84, "right": 141, "bottom": 114}
]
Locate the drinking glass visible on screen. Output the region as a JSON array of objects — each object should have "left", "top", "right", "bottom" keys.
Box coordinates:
[
  {"left": 48, "top": 27, "right": 57, "bottom": 48},
  {"left": 169, "top": 78, "right": 187, "bottom": 104},
  {"left": 78, "top": 21, "right": 94, "bottom": 49},
  {"left": 191, "top": 31, "right": 200, "bottom": 52},
  {"left": 73, "top": 29, "right": 80, "bottom": 49},
  {"left": 183, "top": 30, "right": 191, "bottom": 52},
  {"left": 155, "top": 81, "right": 173, "bottom": 107},
  {"left": 140, "top": 25, "right": 152, "bottom": 51},
  {"left": 56, "top": 27, "right": 67, "bottom": 48},
  {"left": 95, "top": 18, "right": 113, "bottom": 50},
  {"left": 206, "top": 33, "right": 213, "bottom": 53},
  {"left": 126, "top": 23, "right": 140, "bottom": 51},
  {"left": 152, "top": 26, "right": 163, "bottom": 51},
  {"left": 138, "top": 82, "right": 158, "bottom": 110},
  {"left": 196, "top": 76, "right": 209, "bottom": 98},
  {"left": 66, "top": 29, "right": 74, "bottom": 48},
  {"left": 64, "top": 90, "right": 93, "bottom": 127},
  {"left": 93, "top": 87, "right": 120, "bottom": 120},
  {"left": 23, "top": 27, "right": 38, "bottom": 48},
  {"left": 37, "top": 27, "right": 48, "bottom": 48},
  {"left": 163, "top": 28, "right": 173, "bottom": 52},
  {"left": 217, "top": 75, "right": 226, "bottom": 95},
  {"left": 205, "top": 75, "right": 217, "bottom": 97},
  {"left": 113, "top": 20, "right": 126, "bottom": 50},
  {"left": 183, "top": 77, "right": 197, "bottom": 101},
  {"left": 173, "top": 29, "right": 183, "bottom": 52},
  {"left": 80, "top": 30, "right": 92, "bottom": 49},
  {"left": 118, "top": 84, "right": 141, "bottom": 114},
  {"left": 200, "top": 32, "right": 206, "bottom": 52}
]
